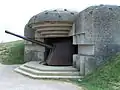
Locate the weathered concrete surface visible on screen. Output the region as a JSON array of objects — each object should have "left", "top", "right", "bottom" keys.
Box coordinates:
[
  {"left": 24, "top": 24, "right": 45, "bottom": 62},
  {"left": 75, "top": 5, "right": 120, "bottom": 75},
  {"left": 24, "top": 24, "right": 35, "bottom": 39},
  {"left": 28, "top": 9, "right": 78, "bottom": 24},
  {"left": 0, "top": 63, "right": 83, "bottom": 90},
  {"left": 24, "top": 45, "right": 45, "bottom": 62}
]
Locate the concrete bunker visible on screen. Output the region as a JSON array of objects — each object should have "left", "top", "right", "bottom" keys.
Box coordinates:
[
  {"left": 5, "top": 5, "right": 120, "bottom": 78},
  {"left": 24, "top": 9, "right": 78, "bottom": 66}
]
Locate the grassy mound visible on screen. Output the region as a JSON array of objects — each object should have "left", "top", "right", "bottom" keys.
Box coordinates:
[
  {"left": 0, "top": 40, "right": 25, "bottom": 64},
  {"left": 75, "top": 53, "right": 120, "bottom": 90}
]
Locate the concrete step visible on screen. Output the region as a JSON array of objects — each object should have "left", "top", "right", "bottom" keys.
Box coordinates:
[
  {"left": 14, "top": 61, "right": 83, "bottom": 79},
  {"left": 19, "top": 65, "right": 80, "bottom": 76},
  {"left": 24, "top": 61, "right": 78, "bottom": 72},
  {"left": 15, "top": 67, "right": 83, "bottom": 79}
]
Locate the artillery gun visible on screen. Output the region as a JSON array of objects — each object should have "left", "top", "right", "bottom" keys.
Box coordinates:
[
  {"left": 5, "top": 30, "right": 73, "bottom": 66},
  {"left": 5, "top": 30, "right": 55, "bottom": 65}
]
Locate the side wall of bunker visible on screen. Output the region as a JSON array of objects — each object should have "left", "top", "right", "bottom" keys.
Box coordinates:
[
  {"left": 73, "top": 5, "right": 120, "bottom": 75},
  {"left": 24, "top": 24, "right": 45, "bottom": 62}
]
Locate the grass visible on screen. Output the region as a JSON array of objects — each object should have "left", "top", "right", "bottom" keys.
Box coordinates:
[
  {"left": 0, "top": 40, "right": 25, "bottom": 64},
  {"left": 71, "top": 53, "right": 120, "bottom": 90}
]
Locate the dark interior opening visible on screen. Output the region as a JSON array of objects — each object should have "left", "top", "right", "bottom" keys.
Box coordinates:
[{"left": 44, "top": 37, "right": 78, "bottom": 66}]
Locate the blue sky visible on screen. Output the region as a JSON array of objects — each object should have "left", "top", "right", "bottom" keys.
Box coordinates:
[{"left": 0, "top": 0, "right": 120, "bottom": 42}]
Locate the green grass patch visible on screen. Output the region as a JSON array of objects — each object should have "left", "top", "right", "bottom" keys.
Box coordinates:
[
  {"left": 0, "top": 40, "right": 25, "bottom": 64},
  {"left": 71, "top": 53, "right": 120, "bottom": 90}
]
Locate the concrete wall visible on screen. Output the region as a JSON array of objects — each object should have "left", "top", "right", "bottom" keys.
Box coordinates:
[
  {"left": 74, "top": 5, "right": 120, "bottom": 75},
  {"left": 24, "top": 24, "right": 45, "bottom": 62},
  {"left": 24, "top": 44, "right": 45, "bottom": 62}
]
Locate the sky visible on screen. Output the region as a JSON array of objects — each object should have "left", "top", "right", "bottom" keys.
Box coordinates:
[{"left": 0, "top": 0, "right": 120, "bottom": 42}]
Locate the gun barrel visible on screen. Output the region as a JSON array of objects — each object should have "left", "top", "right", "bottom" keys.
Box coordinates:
[{"left": 5, "top": 30, "right": 53, "bottom": 49}]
